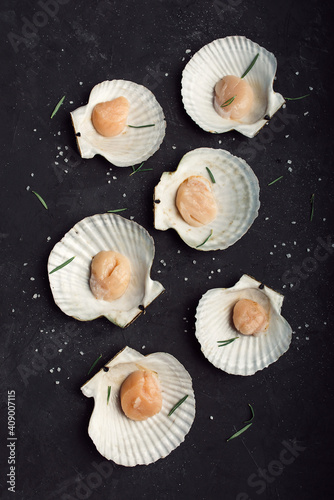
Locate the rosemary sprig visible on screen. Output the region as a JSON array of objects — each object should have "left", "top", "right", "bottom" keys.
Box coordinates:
[
  {"left": 268, "top": 175, "right": 283, "bottom": 186},
  {"left": 217, "top": 338, "right": 238, "bottom": 347},
  {"left": 227, "top": 403, "right": 254, "bottom": 442},
  {"left": 51, "top": 95, "right": 65, "bottom": 118},
  {"left": 220, "top": 96, "right": 236, "bottom": 108},
  {"left": 88, "top": 354, "right": 102, "bottom": 375},
  {"left": 129, "top": 162, "right": 153, "bottom": 176},
  {"left": 284, "top": 94, "right": 310, "bottom": 101},
  {"left": 32, "top": 191, "right": 48, "bottom": 209},
  {"left": 128, "top": 124, "right": 155, "bottom": 128},
  {"left": 107, "top": 386, "right": 111, "bottom": 405},
  {"left": 241, "top": 53, "right": 259, "bottom": 79},
  {"left": 49, "top": 256, "right": 75, "bottom": 274},
  {"left": 107, "top": 208, "right": 127, "bottom": 213},
  {"left": 206, "top": 167, "right": 216, "bottom": 184},
  {"left": 196, "top": 230, "right": 213, "bottom": 248},
  {"left": 310, "top": 193, "right": 315, "bottom": 222},
  {"left": 168, "top": 395, "right": 188, "bottom": 417}
]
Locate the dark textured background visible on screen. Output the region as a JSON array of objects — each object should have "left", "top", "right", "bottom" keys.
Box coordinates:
[{"left": 1, "top": 0, "right": 334, "bottom": 499}]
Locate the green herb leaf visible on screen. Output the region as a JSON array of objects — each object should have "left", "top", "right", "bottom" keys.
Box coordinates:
[
  {"left": 268, "top": 175, "right": 283, "bottom": 186},
  {"left": 227, "top": 423, "right": 253, "bottom": 442},
  {"left": 244, "top": 403, "right": 255, "bottom": 423},
  {"left": 196, "top": 230, "right": 213, "bottom": 248},
  {"left": 51, "top": 95, "right": 65, "bottom": 118},
  {"left": 88, "top": 354, "right": 102, "bottom": 375},
  {"left": 32, "top": 191, "right": 48, "bottom": 209},
  {"left": 206, "top": 167, "right": 216, "bottom": 184},
  {"left": 168, "top": 395, "right": 189, "bottom": 417},
  {"left": 310, "top": 193, "right": 315, "bottom": 222},
  {"left": 128, "top": 124, "right": 155, "bottom": 128},
  {"left": 107, "top": 386, "right": 111, "bottom": 405},
  {"left": 241, "top": 53, "right": 259, "bottom": 79},
  {"left": 284, "top": 94, "right": 310, "bottom": 101},
  {"left": 129, "top": 162, "right": 153, "bottom": 176},
  {"left": 49, "top": 256, "right": 76, "bottom": 274},
  {"left": 220, "top": 96, "right": 236, "bottom": 108},
  {"left": 107, "top": 208, "right": 127, "bottom": 213},
  {"left": 217, "top": 338, "right": 238, "bottom": 347}
]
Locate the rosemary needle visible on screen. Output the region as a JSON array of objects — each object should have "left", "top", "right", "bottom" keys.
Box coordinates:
[
  {"left": 206, "top": 167, "right": 216, "bottom": 184},
  {"left": 107, "top": 386, "right": 111, "bottom": 405},
  {"left": 241, "top": 53, "right": 259, "bottom": 79},
  {"left": 49, "top": 256, "right": 75, "bottom": 274},
  {"left": 284, "top": 94, "right": 310, "bottom": 101},
  {"left": 51, "top": 95, "right": 65, "bottom": 118},
  {"left": 310, "top": 193, "right": 315, "bottom": 222},
  {"left": 220, "top": 96, "right": 236, "bottom": 108},
  {"left": 217, "top": 338, "right": 238, "bottom": 347},
  {"left": 268, "top": 175, "right": 283, "bottom": 186},
  {"left": 128, "top": 124, "right": 155, "bottom": 128},
  {"left": 196, "top": 230, "right": 213, "bottom": 248},
  {"left": 227, "top": 423, "right": 253, "bottom": 442},
  {"left": 88, "top": 354, "right": 102, "bottom": 375},
  {"left": 168, "top": 395, "right": 188, "bottom": 416},
  {"left": 32, "top": 191, "right": 48, "bottom": 209},
  {"left": 107, "top": 208, "right": 127, "bottom": 213}
]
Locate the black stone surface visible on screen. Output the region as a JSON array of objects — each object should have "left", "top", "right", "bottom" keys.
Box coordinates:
[{"left": 1, "top": 1, "right": 334, "bottom": 499}]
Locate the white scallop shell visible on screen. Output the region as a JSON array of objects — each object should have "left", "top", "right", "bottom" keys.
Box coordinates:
[
  {"left": 47, "top": 214, "right": 164, "bottom": 328},
  {"left": 154, "top": 148, "right": 260, "bottom": 251},
  {"left": 71, "top": 80, "right": 166, "bottom": 167},
  {"left": 81, "top": 346, "right": 195, "bottom": 466},
  {"left": 181, "top": 36, "right": 285, "bottom": 138},
  {"left": 195, "top": 275, "right": 292, "bottom": 375}
]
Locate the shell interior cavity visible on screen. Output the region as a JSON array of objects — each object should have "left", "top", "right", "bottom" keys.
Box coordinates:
[
  {"left": 154, "top": 148, "right": 260, "bottom": 251},
  {"left": 81, "top": 346, "right": 196, "bottom": 466},
  {"left": 195, "top": 275, "right": 292, "bottom": 375},
  {"left": 181, "top": 36, "right": 285, "bottom": 138},
  {"left": 71, "top": 80, "right": 166, "bottom": 167},
  {"left": 47, "top": 214, "right": 164, "bottom": 328}
]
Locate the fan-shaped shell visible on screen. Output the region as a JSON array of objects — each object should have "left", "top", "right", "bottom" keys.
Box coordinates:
[
  {"left": 154, "top": 148, "right": 260, "bottom": 251},
  {"left": 195, "top": 275, "right": 292, "bottom": 375},
  {"left": 181, "top": 36, "right": 285, "bottom": 138},
  {"left": 71, "top": 80, "right": 166, "bottom": 167},
  {"left": 81, "top": 346, "right": 195, "bottom": 466},
  {"left": 47, "top": 214, "right": 164, "bottom": 328}
]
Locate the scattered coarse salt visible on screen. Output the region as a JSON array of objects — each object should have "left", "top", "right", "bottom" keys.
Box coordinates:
[
  {"left": 287, "top": 159, "right": 292, "bottom": 164},
  {"left": 142, "top": 345, "right": 146, "bottom": 350},
  {"left": 50, "top": 368, "right": 54, "bottom": 373},
  {"left": 285, "top": 135, "right": 289, "bottom": 138},
  {"left": 32, "top": 293, "right": 38, "bottom": 299},
  {"left": 184, "top": 277, "right": 188, "bottom": 281},
  {"left": 304, "top": 111, "right": 309, "bottom": 116},
  {"left": 288, "top": 167, "right": 293, "bottom": 172},
  {"left": 185, "top": 49, "right": 191, "bottom": 54},
  {"left": 80, "top": 351, "right": 84, "bottom": 355},
  {"left": 26, "top": 186, "right": 30, "bottom": 191},
  {"left": 165, "top": 73, "right": 168, "bottom": 77},
  {"left": 309, "top": 86, "right": 313, "bottom": 91},
  {"left": 123, "top": 193, "right": 126, "bottom": 198},
  {"left": 210, "top": 416, "right": 214, "bottom": 420},
  {"left": 30, "top": 277, "right": 35, "bottom": 281},
  {"left": 47, "top": 236, "right": 51, "bottom": 241},
  {"left": 295, "top": 71, "right": 299, "bottom": 75},
  {"left": 193, "top": 260, "right": 196, "bottom": 264},
  {"left": 57, "top": 367, "right": 61, "bottom": 372},
  {"left": 286, "top": 254, "right": 291, "bottom": 258},
  {"left": 112, "top": 176, "right": 117, "bottom": 180},
  {"left": 55, "top": 381, "right": 60, "bottom": 385},
  {"left": 79, "top": 81, "right": 83, "bottom": 86},
  {"left": 172, "top": 145, "right": 176, "bottom": 150},
  {"left": 58, "top": 349, "right": 63, "bottom": 353}
]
